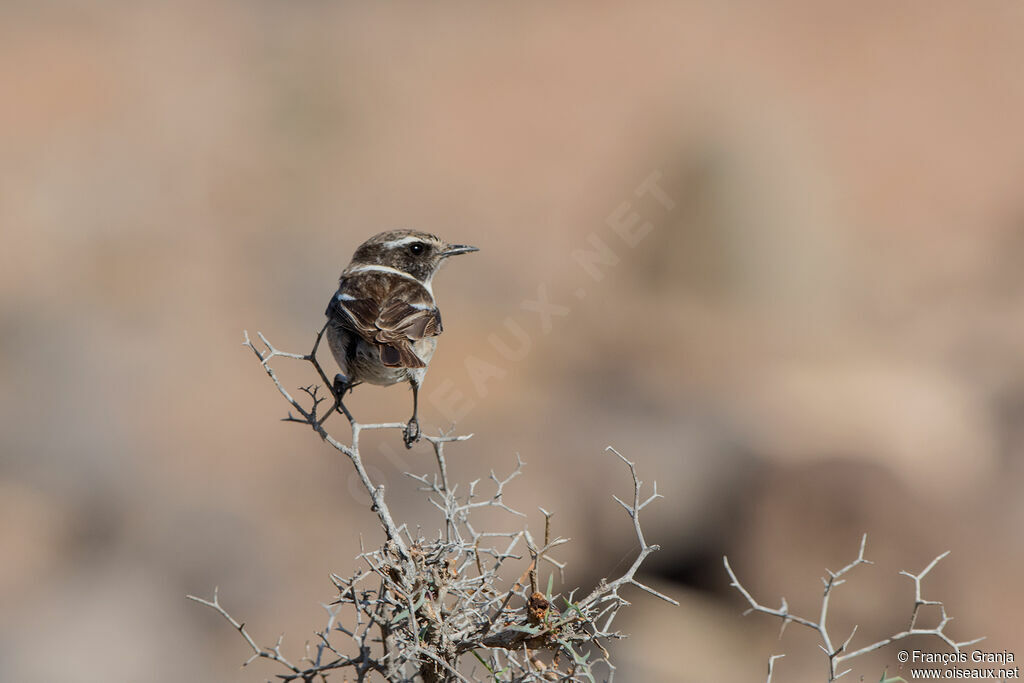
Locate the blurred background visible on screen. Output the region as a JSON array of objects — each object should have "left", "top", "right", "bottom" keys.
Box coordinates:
[{"left": 3, "top": 2, "right": 1024, "bottom": 681}]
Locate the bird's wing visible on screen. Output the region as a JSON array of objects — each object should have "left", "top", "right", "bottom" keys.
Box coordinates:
[
  {"left": 326, "top": 290, "right": 442, "bottom": 369},
  {"left": 373, "top": 301, "right": 443, "bottom": 367}
]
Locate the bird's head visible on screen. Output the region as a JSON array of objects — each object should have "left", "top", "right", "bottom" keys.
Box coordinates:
[{"left": 350, "top": 230, "right": 478, "bottom": 282}]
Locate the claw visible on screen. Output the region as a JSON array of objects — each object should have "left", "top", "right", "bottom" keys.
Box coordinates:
[
  {"left": 330, "top": 374, "right": 356, "bottom": 423},
  {"left": 403, "top": 416, "right": 421, "bottom": 448},
  {"left": 332, "top": 373, "right": 351, "bottom": 400}
]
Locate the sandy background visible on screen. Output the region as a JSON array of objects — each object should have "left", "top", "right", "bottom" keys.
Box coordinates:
[{"left": 2, "top": 2, "right": 1024, "bottom": 681}]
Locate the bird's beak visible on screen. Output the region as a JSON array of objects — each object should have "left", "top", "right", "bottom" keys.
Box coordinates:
[{"left": 441, "top": 244, "right": 479, "bottom": 257}]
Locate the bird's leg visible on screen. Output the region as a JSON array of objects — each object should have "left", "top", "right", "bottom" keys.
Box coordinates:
[
  {"left": 403, "top": 379, "right": 422, "bottom": 448},
  {"left": 331, "top": 373, "right": 356, "bottom": 423}
]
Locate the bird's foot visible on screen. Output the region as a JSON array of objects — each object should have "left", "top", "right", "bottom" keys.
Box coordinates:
[
  {"left": 331, "top": 374, "right": 356, "bottom": 422},
  {"left": 332, "top": 373, "right": 351, "bottom": 401},
  {"left": 403, "top": 416, "right": 421, "bottom": 449}
]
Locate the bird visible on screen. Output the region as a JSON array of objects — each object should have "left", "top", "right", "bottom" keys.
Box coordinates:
[{"left": 324, "top": 230, "right": 478, "bottom": 447}]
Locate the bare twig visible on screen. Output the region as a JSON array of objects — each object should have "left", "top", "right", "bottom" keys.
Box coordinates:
[
  {"left": 766, "top": 653, "right": 785, "bottom": 683},
  {"left": 577, "top": 448, "right": 680, "bottom": 613},
  {"left": 191, "top": 329, "right": 674, "bottom": 681},
  {"left": 724, "top": 535, "right": 984, "bottom": 681}
]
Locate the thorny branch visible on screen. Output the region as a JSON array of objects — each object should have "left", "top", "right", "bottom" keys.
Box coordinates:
[
  {"left": 723, "top": 535, "right": 984, "bottom": 682},
  {"left": 189, "top": 329, "right": 675, "bottom": 682}
]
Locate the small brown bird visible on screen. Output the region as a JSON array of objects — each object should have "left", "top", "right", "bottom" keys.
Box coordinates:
[{"left": 325, "top": 230, "right": 478, "bottom": 447}]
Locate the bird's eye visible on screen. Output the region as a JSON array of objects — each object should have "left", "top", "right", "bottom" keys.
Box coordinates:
[{"left": 409, "top": 242, "right": 426, "bottom": 256}]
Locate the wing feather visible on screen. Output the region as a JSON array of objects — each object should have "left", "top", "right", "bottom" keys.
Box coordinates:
[{"left": 326, "top": 282, "right": 442, "bottom": 369}]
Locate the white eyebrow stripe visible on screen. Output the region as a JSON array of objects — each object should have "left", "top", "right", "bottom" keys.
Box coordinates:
[
  {"left": 335, "top": 292, "right": 356, "bottom": 301},
  {"left": 344, "top": 264, "right": 435, "bottom": 300},
  {"left": 380, "top": 236, "right": 427, "bottom": 248}
]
